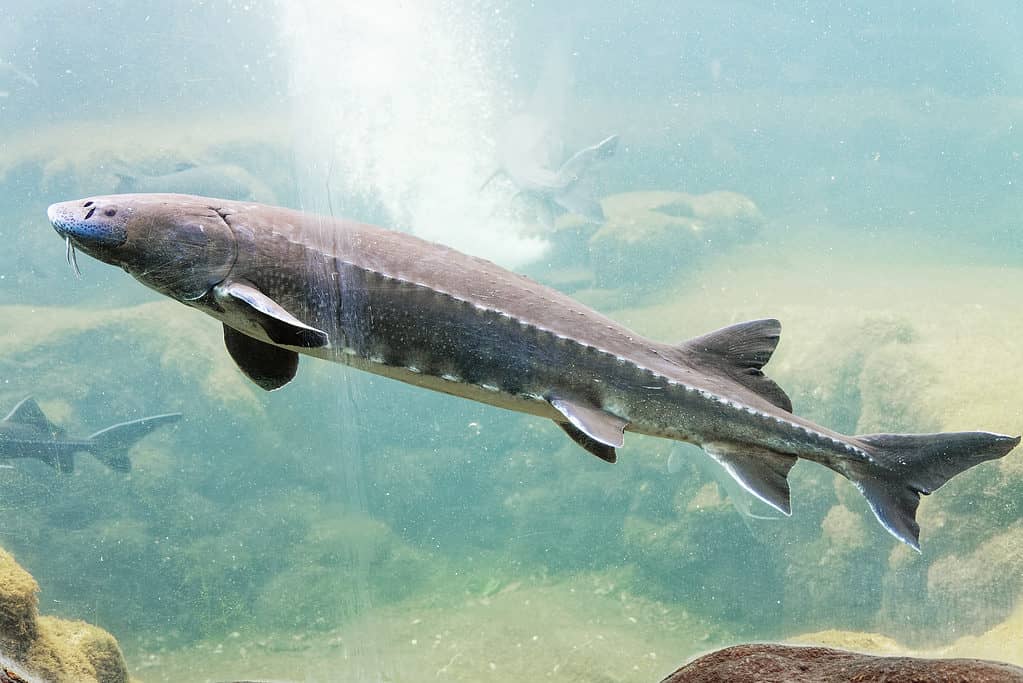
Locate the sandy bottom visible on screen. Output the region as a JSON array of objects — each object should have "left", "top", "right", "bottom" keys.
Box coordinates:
[
  {"left": 126, "top": 574, "right": 716, "bottom": 683},
  {"left": 124, "top": 578, "right": 1023, "bottom": 683}
]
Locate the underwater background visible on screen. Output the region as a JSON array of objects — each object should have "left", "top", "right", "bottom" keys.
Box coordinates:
[{"left": 2, "top": 1, "right": 1022, "bottom": 681}]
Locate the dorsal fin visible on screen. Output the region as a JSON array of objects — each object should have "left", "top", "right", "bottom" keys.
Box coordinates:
[
  {"left": 678, "top": 319, "right": 793, "bottom": 412},
  {"left": 3, "top": 397, "right": 56, "bottom": 429}
]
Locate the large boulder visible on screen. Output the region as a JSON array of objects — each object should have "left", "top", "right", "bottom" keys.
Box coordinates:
[
  {"left": 0, "top": 546, "right": 129, "bottom": 683},
  {"left": 661, "top": 643, "right": 1023, "bottom": 683},
  {"left": 553, "top": 190, "right": 763, "bottom": 290}
]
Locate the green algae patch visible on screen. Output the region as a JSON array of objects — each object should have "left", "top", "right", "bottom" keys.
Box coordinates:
[{"left": 252, "top": 511, "right": 434, "bottom": 632}]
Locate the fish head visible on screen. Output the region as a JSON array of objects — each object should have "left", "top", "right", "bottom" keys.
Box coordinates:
[{"left": 48, "top": 193, "right": 237, "bottom": 301}]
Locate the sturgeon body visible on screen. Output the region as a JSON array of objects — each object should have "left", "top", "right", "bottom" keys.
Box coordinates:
[{"left": 47, "top": 194, "right": 1019, "bottom": 550}]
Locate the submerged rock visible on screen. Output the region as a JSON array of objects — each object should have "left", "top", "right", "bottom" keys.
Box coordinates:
[
  {"left": 0, "top": 548, "right": 39, "bottom": 653},
  {"left": 661, "top": 643, "right": 1023, "bottom": 682},
  {"left": 563, "top": 190, "right": 763, "bottom": 289},
  {"left": 0, "top": 546, "right": 129, "bottom": 683},
  {"left": 112, "top": 161, "right": 278, "bottom": 204}
]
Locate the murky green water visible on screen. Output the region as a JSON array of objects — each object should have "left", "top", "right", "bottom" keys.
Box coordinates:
[{"left": 2, "top": 3, "right": 1022, "bottom": 681}]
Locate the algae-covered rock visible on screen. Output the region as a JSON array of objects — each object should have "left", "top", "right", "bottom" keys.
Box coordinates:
[
  {"left": 924, "top": 522, "right": 1023, "bottom": 635},
  {"left": 621, "top": 510, "right": 783, "bottom": 626},
  {"left": 0, "top": 546, "right": 129, "bottom": 683},
  {"left": 25, "top": 617, "right": 129, "bottom": 683},
  {"left": 252, "top": 512, "right": 432, "bottom": 632},
  {"left": 578, "top": 190, "right": 763, "bottom": 289},
  {"left": 773, "top": 314, "right": 921, "bottom": 434},
  {"left": 0, "top": 302, "right": 264, "bottom": 417},
  {"left": 0, "top": 548, "right": 39, "bottom": 657},
  {"left": 780, "top": 502, "right": 888, "bottom": 633}
]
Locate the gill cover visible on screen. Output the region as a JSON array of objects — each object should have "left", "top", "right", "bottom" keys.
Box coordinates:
[{"left": 119, "top": 199, "right": 237, "bottom": 301}]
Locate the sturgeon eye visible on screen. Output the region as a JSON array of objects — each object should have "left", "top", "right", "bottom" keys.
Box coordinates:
[{"left": 105, "top": 208, "right": 117, "bottom": 217}]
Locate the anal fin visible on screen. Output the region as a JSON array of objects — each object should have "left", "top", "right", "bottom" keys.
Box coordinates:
[
  {"left": 702, "top": 441, "right": 797, "bottom": 516},
  {"left": 223, "top": 324, "right": 300, "bottom": 391}
]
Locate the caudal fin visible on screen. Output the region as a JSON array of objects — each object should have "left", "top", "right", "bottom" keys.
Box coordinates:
[
  {"left": 87, "top": 413, "right": 182, "bottom": 472},
  {"left": 851, "top": 431, "right": 1020, "bottom": 551}
]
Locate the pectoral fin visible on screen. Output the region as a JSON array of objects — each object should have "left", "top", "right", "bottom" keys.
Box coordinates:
[
  {"left": 223, "top": 324, "right": 299, "bottom": 391},
  {"left": 215, "top": 280, "right": 329, "bottom": 348},
  {"left": 549, "top": 396, "right": 627, "bottom": 462},
  {"left": 702, "top": 441, "right": 797, "bottom": 516}
]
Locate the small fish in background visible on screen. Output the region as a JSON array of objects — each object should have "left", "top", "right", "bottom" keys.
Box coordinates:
[
  {"left": 0, "top": 58, "right": 38, "bottom": 87},
  {"left": 111, "top": 161, "right": 278, "bottom": 204},
  {"left": 0, "top": 397, "right": 181, "bottom": 473},
  {"left": 483, "top": 123, "right": 618, "bottom": 228},
  {"left": 482, "top": 38, "right": 618, "bottom": 228},
  {"left": 0, "top": 57, "right": 37, "bottom": 99}
]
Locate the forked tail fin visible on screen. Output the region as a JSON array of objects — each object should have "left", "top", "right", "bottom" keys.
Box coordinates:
[
  {"left": 851, "top": 431, "right": 1020, "bottom": 551},
  {"left": 87, "top": 413, "right": 182, "bottom": 472}
]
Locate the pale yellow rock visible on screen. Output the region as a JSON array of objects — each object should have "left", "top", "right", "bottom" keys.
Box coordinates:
[
  {"left": 820, "top": 504, "right": 868, "bottom": 551},
  {"left": 791, "top": 607, "right": 1023, "bottom": 668},
  {"left": 25, "top": 616, "right": 129, "bottom": 683},
  {"left": 942, "top": 599, "right": 1023, "bottom": 666},
  {"left": 686, "top": 482, "right": 728, "bottom": 512},
  {"left": 788, "top": 629, "right": 906, "bottom": 655},
  {"left": 0, "top": 546, "right": 40, "bottom": 655},
  {"left": 0, "top": 546, "right": 130, "bottom": 682},
  {"left": 577, "top": 190, "right": 763, "bottom": 288}
]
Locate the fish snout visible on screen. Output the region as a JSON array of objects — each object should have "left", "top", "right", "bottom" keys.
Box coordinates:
[{"left": 47, "top": 199, "right": 128, "bottom": 247}]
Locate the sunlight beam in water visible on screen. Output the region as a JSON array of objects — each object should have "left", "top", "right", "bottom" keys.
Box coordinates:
[{"left": 279, "top": 0, "right": 550, "bottom": 268}]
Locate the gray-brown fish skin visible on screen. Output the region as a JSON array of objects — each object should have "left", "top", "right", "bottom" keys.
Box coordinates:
[
  {"left": 47, "top": 193, "right": 1020, "bottom": 550},
  {"left": 0, "top": 396, "right": 180, "bottom": 473}
]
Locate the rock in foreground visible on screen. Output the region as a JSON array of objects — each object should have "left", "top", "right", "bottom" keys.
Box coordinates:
[
  {"left": 661, "top": 643, "right": 1023, "bottom": 683},
  {"left": 0, "top": 546, "right": 129, "bottom": 683}
]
